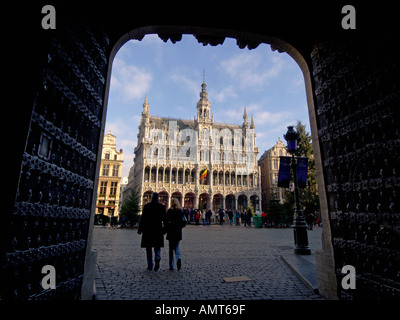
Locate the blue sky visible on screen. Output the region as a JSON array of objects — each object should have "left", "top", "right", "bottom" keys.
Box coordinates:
[{"left": 105, "top": 34, "right": 310, "bottom": 177}]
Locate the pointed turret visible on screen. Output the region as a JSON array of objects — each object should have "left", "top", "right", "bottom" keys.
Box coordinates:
[
  {"left": 140, "top": 95, "right": 150, "bottom": 128},
  {"left": 250, "top": 115, "right": 255, "bottom": 129},
  {"left": 243, "top": 107, "right": 249, "bottom": 128},
  {"left": 142, "top": 95, "right": 150, "bottom": 116}
]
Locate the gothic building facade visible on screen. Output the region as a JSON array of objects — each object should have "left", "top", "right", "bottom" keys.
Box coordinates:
[
  {"left": 258, "top": 137, "right": 290, "bottom": 211},
  {"left": 127, "top": 81, "right": 262, "bottom": 214}
]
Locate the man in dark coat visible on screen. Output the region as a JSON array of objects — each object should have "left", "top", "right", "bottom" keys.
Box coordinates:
[{"left": 137, "top": 192, "right": 166, "bottom": 271}]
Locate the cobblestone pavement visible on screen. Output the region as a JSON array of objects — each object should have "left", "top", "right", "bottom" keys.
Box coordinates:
[{"left": 92, "top": 224, "right": 325, "bottom": 300}]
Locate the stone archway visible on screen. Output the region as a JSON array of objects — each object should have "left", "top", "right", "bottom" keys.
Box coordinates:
[
  {"left": 142, "top": 190, "right": 152, "bottom": 206},
  {"left": 225, "top": 194, "right": 235, "bottom": 211},
  {"left": 198, "top": 193, "right": 210, "bottom": 211},
  {"left": 238, "top": 194, "right": 248, "bottom": 212},
  {"left": 158, "top": 191, "right": 169, "bottom": 207},
  {"left": 212, "top": 193, "right": 223, "bottom": 212},
  {"left": 171, "top": 191, "right": 182, "bottom": 207},
  {"left": 183, "top": 192, "right": 195, "bottom": 209}
]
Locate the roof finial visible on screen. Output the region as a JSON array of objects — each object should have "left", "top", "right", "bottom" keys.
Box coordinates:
[
  {"left": 203, "top": 68, "right": 205, "bottom": 83},
  {"left": 243, "top": 107, "right": 249, "bottom": 128}
]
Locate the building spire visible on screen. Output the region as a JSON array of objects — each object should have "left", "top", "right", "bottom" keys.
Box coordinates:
[
  {"left": 142, "top": 95, "right": 150, "bottom": 118},
  {"left": 243, "top": 107, "right": 249, "bottom": 128},
  {"left": 250, "top": 114, "right": 255, "bottom": 129}
]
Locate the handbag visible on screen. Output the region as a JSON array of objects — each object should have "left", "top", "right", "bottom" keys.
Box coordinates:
[{"left": 182, "top": 213, "right": 187, "bottom": 228}]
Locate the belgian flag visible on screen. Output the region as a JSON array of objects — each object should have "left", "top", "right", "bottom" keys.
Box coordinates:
[{"left": 200, "top": 169, "right": 208, "bottom": 181}]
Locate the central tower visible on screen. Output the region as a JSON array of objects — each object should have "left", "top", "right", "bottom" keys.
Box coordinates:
[{"left": 196, "top": 81, "right": 213, "bottom": 125}]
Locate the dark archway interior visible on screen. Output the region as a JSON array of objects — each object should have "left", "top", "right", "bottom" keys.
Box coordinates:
[{"left": 3, "top": 1, "right": 400, "bottom": 300}]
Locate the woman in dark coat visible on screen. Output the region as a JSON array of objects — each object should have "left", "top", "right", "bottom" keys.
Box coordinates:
[
  {"left": 165, "top": 198, "right": 186, "bottom": 270},
  {"left": 137, "top": 192, "right": 166, "bottom": 271}
]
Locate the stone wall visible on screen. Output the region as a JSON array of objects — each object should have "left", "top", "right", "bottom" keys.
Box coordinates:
[{"left": 312, "top": 37, "right": 400, "bottom": 299}]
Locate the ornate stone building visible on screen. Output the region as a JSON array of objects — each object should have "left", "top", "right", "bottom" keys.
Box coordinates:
[
  {"left": 128, "top": 81, "right": 261, "bottom": 214},
  {"left": 258, "top": 137, "right": 290, "bottom": 210},
  {"left": 95, "top": 133, "right": 123, "bottom": 220}
]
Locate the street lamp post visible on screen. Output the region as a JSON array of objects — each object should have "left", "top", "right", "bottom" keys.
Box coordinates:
[{"left": 284, "top": 126, "right": 311, "bottom": 255}]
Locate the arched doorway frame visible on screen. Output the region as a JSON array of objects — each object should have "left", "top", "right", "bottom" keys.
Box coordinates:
[
  {"left": 198, "top": 193, "right": 210, "bottom": 211},
  {"left": 97, "top": 25, "right": 333, "bottom": 298},
  {"left": 212, "top": 193, "right": 223, "bottom": 212},
  {"left": 171, "top": 191, "right": 183, "bottom": 207},
  {"left": 183, "top": 192, "right": 195, "bottom": 209}
]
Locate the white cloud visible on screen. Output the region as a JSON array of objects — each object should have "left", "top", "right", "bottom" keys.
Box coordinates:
[
  {"left": 110, "top": 57, "right": 152, "bottom": 103},
  {"left": 211, "top": 86, "right": 238, "bottom": 103},
  {"left": 253, "top": 110, "right": 291, "bottom": 125},
  {"left": 213, "top": 105, "right": 243, "bottom": 124},
  {"left": 169, "top": 71, "right": 199, "bottom": 95},
  {"left": 219, "top": 52, "right": 284, "bottom": 89}
]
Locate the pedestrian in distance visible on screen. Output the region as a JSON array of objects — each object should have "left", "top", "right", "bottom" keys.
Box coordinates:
[
  {"left": 262, "top": 211, "right": 268, "bottom": 226},
  {"left": 165, "top": 198, "right": 186, "bottom": 271},
  {"left": 218, "top": 207, "right": 225, "bottom": 225},
  {"left": 137, "top": 192, "right": 166, "bottom": 272},
  {"left": 305, "top": 213, "right": 314, "bottom": 230},
  {"left": 206, "top": 209, "right": 212, "bottom": 225},
  {"left": 195, "top": 209, "right": 200, "bottom": 225},
  {"left": 235, "top": 210, "right": 240, "bottom": 226},
  {"left": 246, "top": 209, "right": 252, "bottom": 227},
  {"left": 228, "top": 209, "right": 234, "bottom": 226}
]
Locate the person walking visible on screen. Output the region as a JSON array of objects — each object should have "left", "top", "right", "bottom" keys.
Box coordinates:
[
  {"left": 165, "top": 198, "right": 186, "bottom": 271},
  {"left": 305, "top": 213, "right": 314, "bottom": 230},
  {"left": 195, "top": 209, "right": 200, "bottom": 225},
  {"left": 235, "top": 210, "right": 240, "bottom": 226},
  {"left": 137, "top": 192, "right": 166, "bottom": 271},
  {"left": 246, "top": 209, "right": 252, "bottom": 227},
  {"left": 218, "top": 208, "right": 225, "bottom": 225},
  {"left": 262, "top": 211, "right": 268, "bottom": 226},
  {"left": 228, "top": 209, "right": 234, "bottom": 226},
  {"left": 206, "top": 209, "right": 212, "bottom": 225}
]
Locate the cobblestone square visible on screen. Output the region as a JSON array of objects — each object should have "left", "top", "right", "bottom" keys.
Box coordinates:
[{"left": 92, "top": 224, "right": 324, "bottom": 300}]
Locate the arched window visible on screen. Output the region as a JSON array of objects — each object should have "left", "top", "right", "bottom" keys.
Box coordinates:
[
  {"left": 201, "top": 129, "right": 209, "bottom": 140},
  {"left": 146, "top": 147, "right": 152, "bottom": 158}
]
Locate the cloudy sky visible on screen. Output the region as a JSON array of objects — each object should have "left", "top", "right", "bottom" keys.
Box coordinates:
[{"left": 105, "top": 34, "right": 310, "bottom": 178}]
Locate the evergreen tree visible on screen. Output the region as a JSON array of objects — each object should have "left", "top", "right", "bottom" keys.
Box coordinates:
[
  {"left": 267, "top": 193, "right": 293, "bottom": 227},
  {"left": 293, "top": 121, "right": 320, "bottom": 216},
  {"left": 119, "top": 189, "right": 140, "bottom": 227}
]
